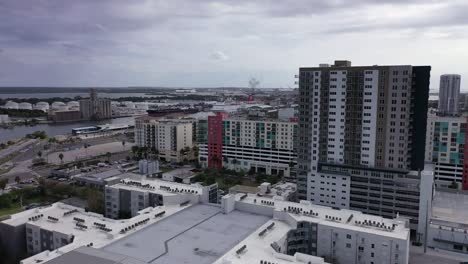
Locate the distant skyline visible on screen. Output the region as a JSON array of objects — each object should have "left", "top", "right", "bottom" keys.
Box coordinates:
[{"left": 1, "top": 0, "right": 467, "bottom": 90}]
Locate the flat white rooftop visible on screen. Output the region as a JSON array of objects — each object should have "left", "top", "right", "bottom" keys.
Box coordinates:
[
  {"left": 432, "top": 190, "right": 468, "bottom": 226},
  {"left": 109, "top": 177, "right": 205, "bottom": 196},
  {"left": 238, "top": 194, "right": 409, "bottom": 240},
  {"left": 214, "top": 220, "right": 327, "bottom": 264},
  {"left": 103, "top": 204, "right": 269, "bottom": 264},
  {"left": 15, "top": 203, "right": 187, "bottom": 264}
]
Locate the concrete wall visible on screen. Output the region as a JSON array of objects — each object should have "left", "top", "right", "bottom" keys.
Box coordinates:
[{"left": 0, "top": 222, "right": 27, "bottom": 264}]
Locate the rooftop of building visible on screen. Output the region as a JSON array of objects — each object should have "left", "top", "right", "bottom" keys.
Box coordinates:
[
  {"left": 42, "top": 246, "right": 146, "bottom": 264},
  {"left": 108, "top": 177, "right": 205, "bottom": 196},
  {"left": 230, "top": 182, "right": 297, "bottom": 200},
  {"left": 162, "top": 166, "right": 196, "bottom": 179},
  {"left": 236, "top": 194, "right": 410, "bottom": 240},
  {"left": 102, "top": 204, "right": 270, "bottom": 264},
  {"left": 213, "top": 219, "right": 327, "bottom": 264},
  {"left": 16, "top": 203, "right": 190, "bottom": 264},
  {"left": 431, "top": 190, "right": 468, "bottom": 227}
]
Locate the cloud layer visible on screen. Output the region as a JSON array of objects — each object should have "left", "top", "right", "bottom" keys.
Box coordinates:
[{"left": 0, "top": 0, "right": 467, "bottom": 89}]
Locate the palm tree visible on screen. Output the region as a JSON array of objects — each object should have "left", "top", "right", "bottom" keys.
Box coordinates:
[
  {"left": 59, "top": 153, "right": 64, "bottom": 164},
  {"left": 122, "top": 140, "right": 126, "bottom": 152},
  {"left": 131, "top": 146, "right": 139, "bottom": 158}
]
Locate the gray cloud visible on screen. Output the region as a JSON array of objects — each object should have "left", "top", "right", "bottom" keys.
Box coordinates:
[
  {"left": 210, "top": 51, "right": 230, "bottom": 61},
  {"left": 0, "top": 0, "right": 467, "bottom": 87}
]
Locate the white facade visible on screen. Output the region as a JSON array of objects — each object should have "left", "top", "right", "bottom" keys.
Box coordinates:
[
  {"left": 308, "top": 171, "right": 351, "bottom": 209},
  {"left": 438, "top": 74, "right": 461, "bottom": 116},
  {"left": 327, "top": 70, "right": 347, "bottom": 163},
  {"left": 361, "top": 70, "right": 379, "bottom": 166},
  {"left": 135, "top": 117, "right": 193, "bottom": 163}
]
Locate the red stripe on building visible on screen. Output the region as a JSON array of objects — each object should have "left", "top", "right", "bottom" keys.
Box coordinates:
[{"left": 208, "top": 112, "right": 228, "bottom": 169}]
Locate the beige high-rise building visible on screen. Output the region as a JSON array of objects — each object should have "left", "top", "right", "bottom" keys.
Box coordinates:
[{"left": 135, "top": 116, "right": 193, "bottom": 163}]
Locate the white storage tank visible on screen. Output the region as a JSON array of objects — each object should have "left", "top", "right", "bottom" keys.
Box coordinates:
[
  {"left": 34, "top": 102, "right": 50, "bottom": 112},
  {"left": 4, "top": 101, "right": 19, "bottom": 109},
  {"left": 134, "top": 102, "right": 148, "bottom": 110},
  {"left": 66, "top": 101, "right": 80, "bottom": 110},
  {"left": 123, "top": 101, "right": 135, "bottom": 108},
  {"left": 18, "top": 102, "right": 33, "bottom": 110},
  {"left": 51, "top": 101, "right": 67, "bottom": 111}
]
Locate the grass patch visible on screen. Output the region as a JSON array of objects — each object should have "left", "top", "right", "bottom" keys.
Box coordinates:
[{"left": 0, "top": 205, "right": 23, "bottom": 217}]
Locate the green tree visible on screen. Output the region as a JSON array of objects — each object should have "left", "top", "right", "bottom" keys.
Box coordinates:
[
  {"left": 14, "top": 176, "right": 21, "bottom": 184},
  {"left": 37, "top": 151, "right": 43, "bottom": 158},
  {"left": 58, "top": 153, "right": 64, "bottom": 164},
  {"left": 0, "top": 178, "right": 9, "bottom": 190},
  {"left": 106, "top": 152, "right": 112, "bottom": 163},
  {"left": 131, "top": 146, "right": 139, "bottom": 158}
]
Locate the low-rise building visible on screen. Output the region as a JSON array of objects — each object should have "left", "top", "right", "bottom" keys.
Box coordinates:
[
  {"left": 427, "top": 190, "right": 468, "bottom": 255},
  {"left": 10, "top": 192, "right": 411, "bottom": 264},
  {"left": 48, "top": 110, "right": 82, "bottom": 122},
  {"left": 104, "top": 177, "right": 218, "bottom": 219}
]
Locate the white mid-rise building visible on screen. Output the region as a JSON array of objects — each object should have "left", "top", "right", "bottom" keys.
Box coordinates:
[{"left": 134, "top": 117, "right": 193, "bottom": 163}]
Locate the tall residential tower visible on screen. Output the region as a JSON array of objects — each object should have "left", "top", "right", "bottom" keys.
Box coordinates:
[
  {"left": 438, "top": 74, "right": 461, "bottom": 116},
  {"left": 296, "top": 61, "right": 432, "bottom": 235}
]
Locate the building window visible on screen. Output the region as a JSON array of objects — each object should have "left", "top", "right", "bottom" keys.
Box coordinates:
[
  {"left": 346, "top": 243, "right": 351, "bottom": 248},
  {"left": 346, "top": 234, "right": 352, "bottom": 239}
]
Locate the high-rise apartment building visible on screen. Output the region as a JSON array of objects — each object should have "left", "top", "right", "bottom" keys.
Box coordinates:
[
  {"left": 438, "top": 74, "right": 461, "bottom": 116},
  {"left": 198, "top": 114, "right": 297, "bottom": 177},
  {"left": 134, "top": 116, "right": 193, "bottom": 162},
  {"left": 297, "top": 60, "right": 432, "bottom": 234},
  {"left": 425, "top": 114, "right": 467, "bottom": 188},
  {"left": 79, "top": 89, "right": 112, "bottom": 120}
]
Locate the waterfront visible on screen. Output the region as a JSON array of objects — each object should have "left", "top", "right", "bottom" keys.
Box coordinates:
[
  {"left": 0, "top": 92, "right": 153, "bottom": 99},
  {"left": 0, "top": 116, "right": 135, "bottom": 143}
]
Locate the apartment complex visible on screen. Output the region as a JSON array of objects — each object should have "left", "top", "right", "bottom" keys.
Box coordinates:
[
  {"left": 79, "top": 89, "right": 112, "bottom": 120},
  {"left": 438, "top": 74, "right": 461, "bottom": 116},
  {"left": 134, "top": 116, "right": 193, "bottom": 162},
  {"left": 296, "top": 60, "right": 432, "bottom": 234},
  {"left": 425, "top": 114, "right": 467, "bottom": 188},
  {"left": 198, "top": 114, "right": 297, "bottom": 177},
  {"left": 4, "top": 192, "right": 411, "bottom": 264}
]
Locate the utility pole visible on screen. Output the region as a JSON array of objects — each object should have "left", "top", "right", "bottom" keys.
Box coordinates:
[{"left": 424, "top": 200, "right": 429, "bottom": 253}]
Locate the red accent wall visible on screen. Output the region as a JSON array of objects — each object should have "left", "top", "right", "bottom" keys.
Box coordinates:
[
  {"left": 208, "top": 112, "right": 227, "bottom": 168},
  {"left": 463, "top": 116, "right": 468, "bottom": 190}
]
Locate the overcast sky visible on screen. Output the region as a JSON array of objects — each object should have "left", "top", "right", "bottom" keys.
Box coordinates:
[{"left": 1, "top": 0, "right": 467, "bottom": 90}]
